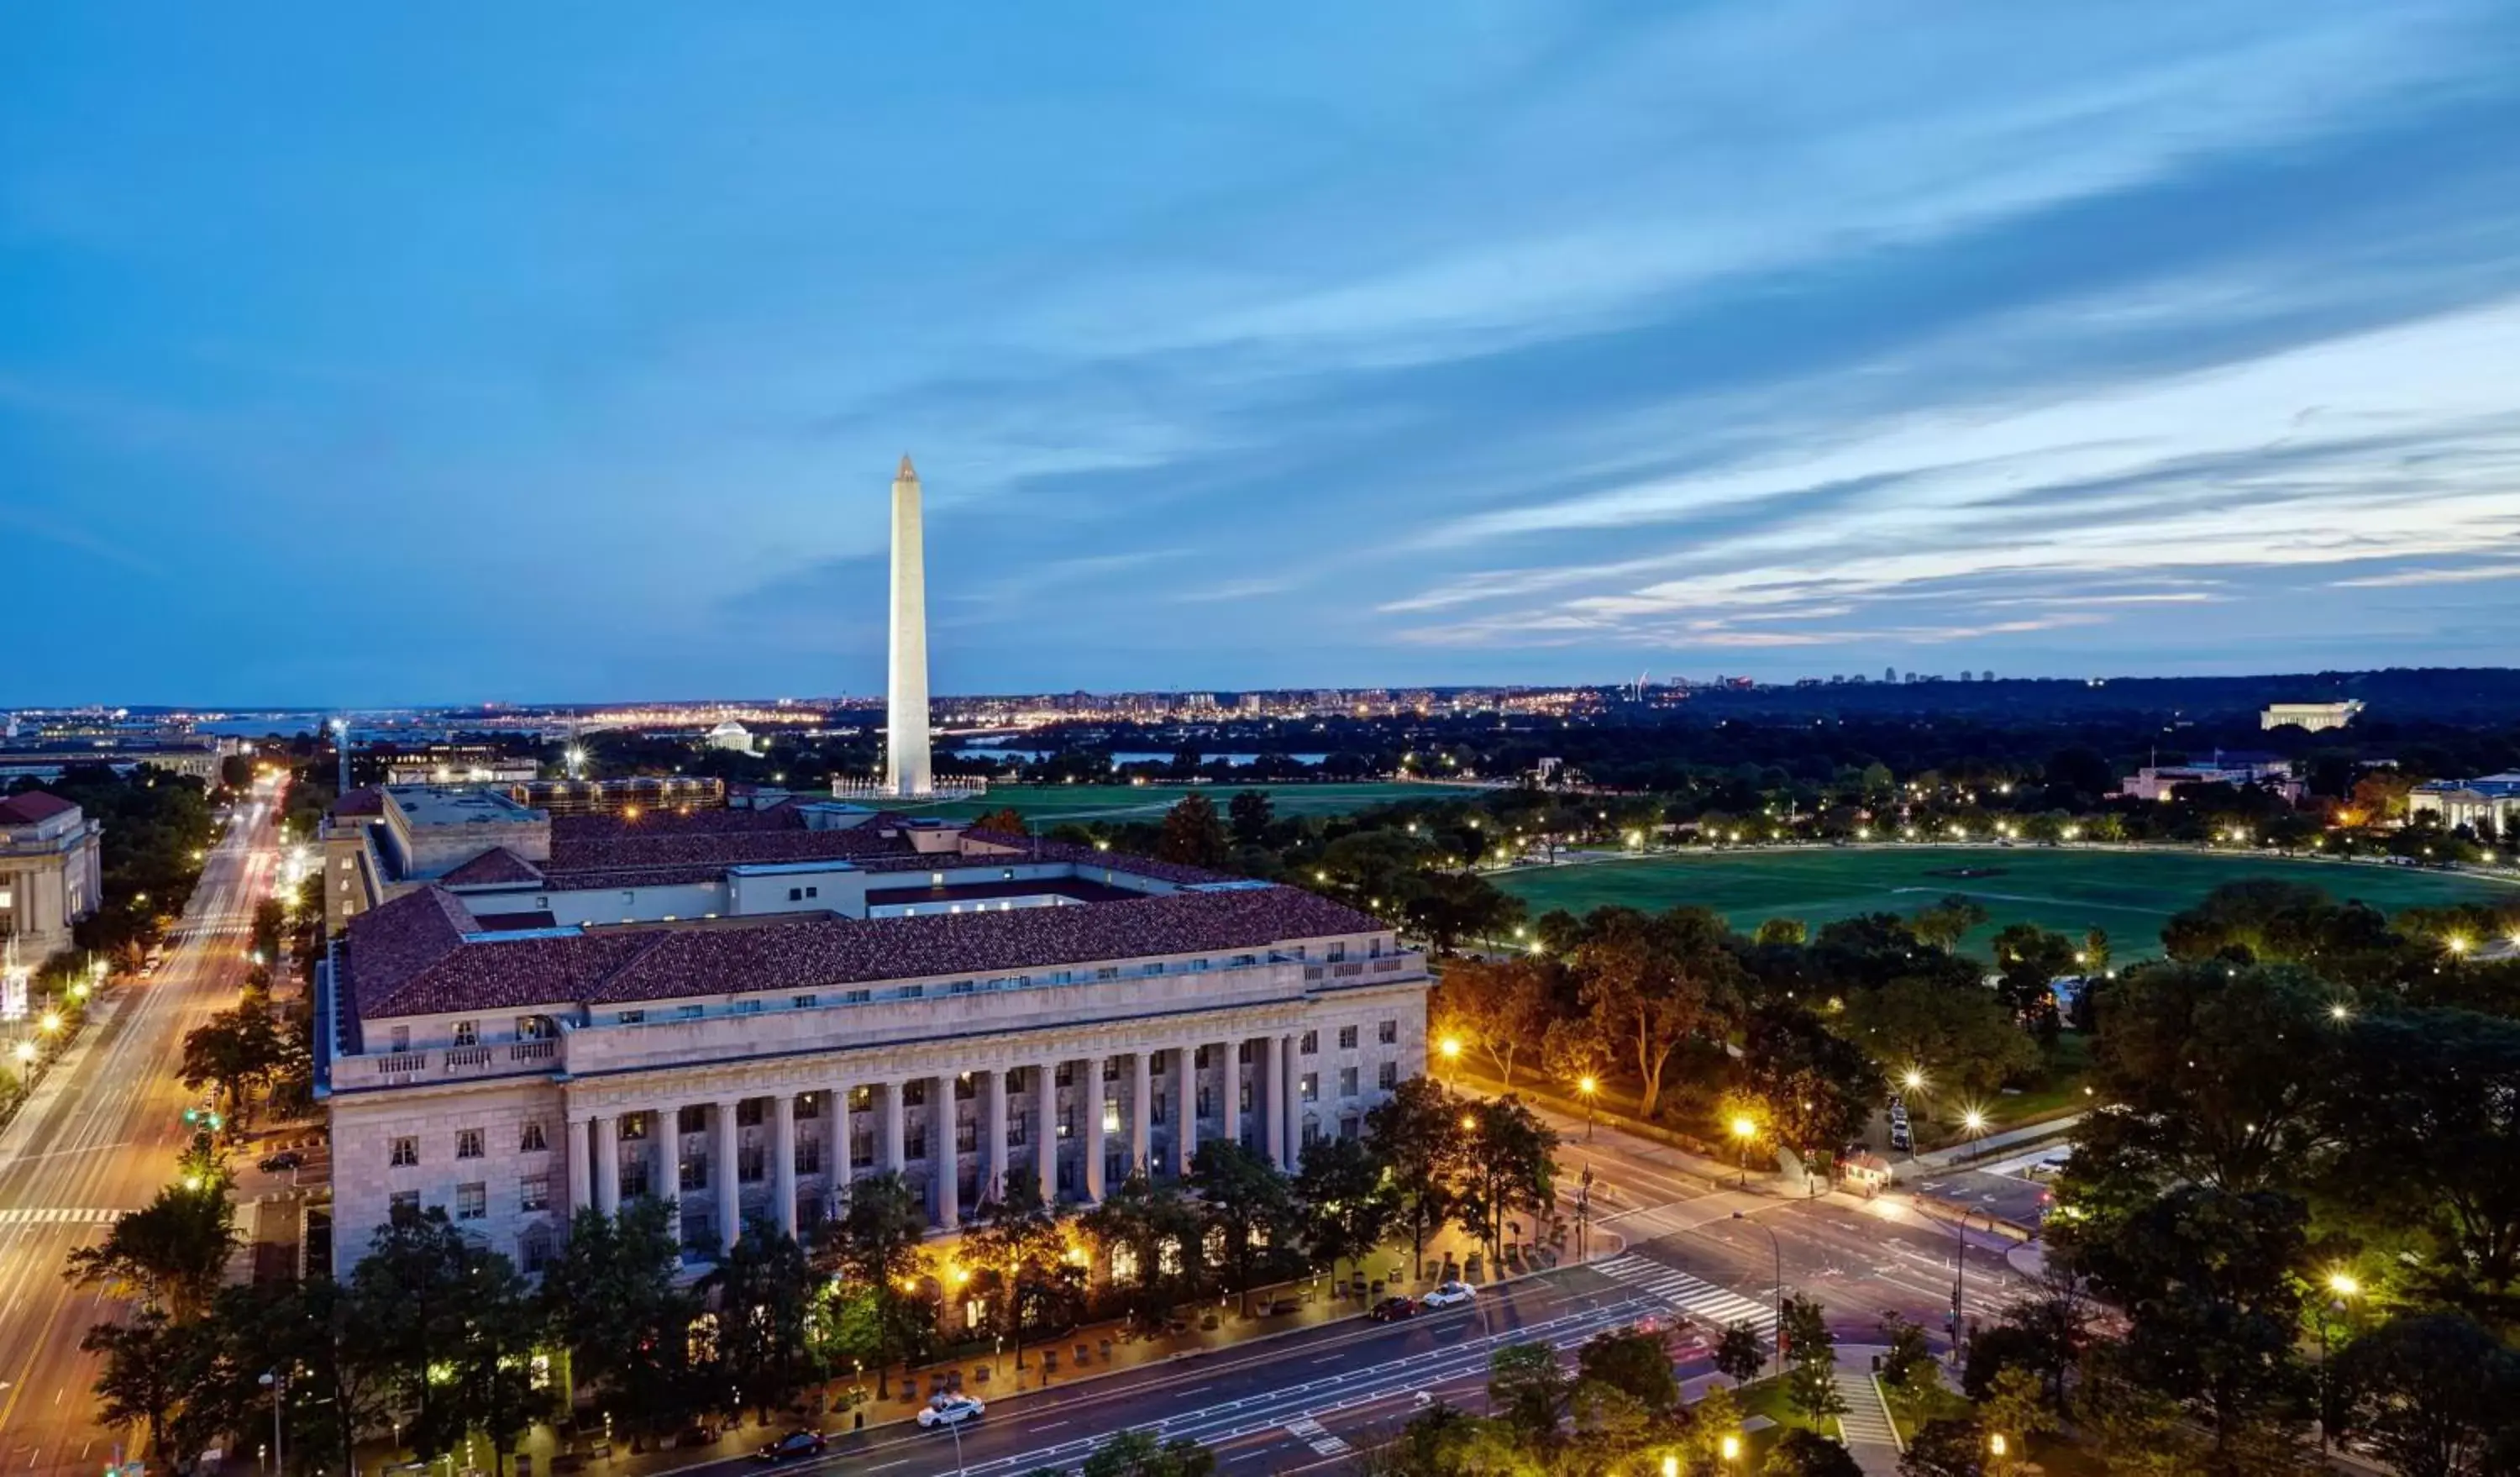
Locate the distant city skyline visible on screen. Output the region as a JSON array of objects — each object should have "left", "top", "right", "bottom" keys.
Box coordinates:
[{"left": 7, "top": 3, "right": 2519, "bottom": 706}]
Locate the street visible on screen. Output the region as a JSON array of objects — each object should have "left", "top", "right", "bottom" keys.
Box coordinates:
[{"left": 0, "top": 782, "right": 281, "bottom": 1477}]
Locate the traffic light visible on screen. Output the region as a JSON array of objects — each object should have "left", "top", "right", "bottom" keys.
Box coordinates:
[{"left": 181, "top": 1107, "right": 199, "bottom": 1125}]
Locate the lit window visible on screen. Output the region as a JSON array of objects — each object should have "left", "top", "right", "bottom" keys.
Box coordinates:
[
  {"left": 520, "top": 1175, "right": 550, "bottom": 1212},
  {"left": 453, "top": 1021, "right": 480, "bottom": 1047}
]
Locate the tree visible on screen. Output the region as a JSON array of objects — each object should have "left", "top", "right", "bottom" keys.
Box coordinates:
[
  {"left": 1227, "top": 790, "right": 1274, "bottom": 848},
  {"left": 1987, "top": 924, "right": 2075, "bottom": 1034},
  {"left": 1540, "top": 1016, "right": 1613, "bottom": 1099},
  {"left": 2071, "top": 1341, "right": 2206, "bottom": 1477},
  {"left": 1189, "top": 1142, "right": 1300, "bottom": 1316},
  {"left": 1574, "top": 1326, "right": 1678, "bottom": 1412},
  {"left": 1155, "top": 794, "right": 1230, "bottom": 869},
  {"left": 1451, "top": 1096, "right": 1557, "bottom": 1264},
  {"left": 1908, "top": 896, "right": 1989, "bottom": 952},
  {"left": 1487, "top": 1342, "right": 1567, "bottom": 1440},
  {"left": 1783, "top": 1322, "right": 1846, "bottom": 1424},
  {"left": 1574, "top": 906, "right": 1740, "bottom": 1115},
  {"left": 539, "top": 1199, "right": 700, "bottom": 1443},
  {"left": 347, "top": 1206, "right": 540, "bottom": 1468},
  {"left": 1755, "top": 917, "right": 1809, "bottom": 947},
  {"left": 1436, "top": 956, "right": 1556, "bottom": 1087},
  {"left": 1977, "top": 1366, "right": 2051, "bottom": 1459},
  {"left": 2329, "top": 1311, "right": 2520, "bottom": 1477},
  {"left": 1743, "top": 1004, "right": 1882, "bottom": 1170},
  {"left": 1840, "top": 977, "right": 2035, "bottom": 1099},
  {"left": 1365, "top": 1076, "right": 1463, "bottom": 1275},
  {"left": 2080, "top": 928, "right": 2111, "bottom": 976},
  {"left": 1404, "top": 871, "right": 1525, "bottom": 956},
  {"left": 959, "top": 1170, "right": 1069, "bottom": 1371},
  {"left": 2324, "top": 1010, "right": 2520, "bottom": 1308},
  {"left": 2066, "top": 1185, "right": 2312, "bottom": 1461},
  {"left": 1764, "top": 1429, "right": 1864, "bottom": 1476},
  {"left": 1878, "top": 1313, "right": 1935, "bottom": 1394},
  {"left": 969, "top": 806, "right": 1030, "bottom": 837},
  {"left": 1293, "top": 1135, "right": 1396, "bottom": 1290},
  {"left": 65, "top": 1180, "right": 237, "bottom": 1318},
  {"left": 1071, "top": 1429, "right": 1217, "bottom": 1477},
  {"left": 1079, "top": 1171, "right": 1201, "bottom": 1329},
  {"left": 704, "top": 1218, "right": 817, "bottom": 1421},
  {"left": 179, "top": 1004, "right": 291, "bottom": 1131},
  {"left": 1899, "top": 1418, "right": 1987, "bottom": 1477},
  {"left": 83, "top": 1310, "right": 200, "bottom": 1460},
  {"left": 1714, "top": 1321, "right": 1766, "bottom": 1384},
  {"left": 821, "top": 1172, "right": 934, "bottom": 1398}
]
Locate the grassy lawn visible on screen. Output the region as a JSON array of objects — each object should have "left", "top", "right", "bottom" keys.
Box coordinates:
[
  {"left": 1494, "top": 845, "right": 2515, "bottom": 960},
  {"left": 906, "top": 781, "right": 1468, "bottom": 825},
  {"left": 1882, "top": 1378, "right": 1973, "bottom": 1443}
]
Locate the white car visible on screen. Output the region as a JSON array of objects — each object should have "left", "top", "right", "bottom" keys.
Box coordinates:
[
  {"left": 1422, "top": 1280, "right": 1477, "bottom": 1308},
  {"left": 916, "top": 1395, "right": 984, "bottom": 1429}
]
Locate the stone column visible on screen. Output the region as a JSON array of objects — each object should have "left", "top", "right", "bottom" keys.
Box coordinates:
[
  {"left": 1129, "top": 1052, "right": 1152, "bottom": 1175},
  {"left": 1260, "top": 1037, "right": 1285, "bottom": 1167},
  {"left": 880, "top": 1082, "right": 906, "bottom": 1175},
  {"left": 1220, "top": 1042, "right": 1241, "bottom": 1151},
  {"left": 828, "top": 1081, "right": 853, "bottom": 1198},
  {"left": 1035, "top": 1059, "right": 1059, "bottom": 1203},
  {"left": 983, "top": 1069, "right": 1009, "bottom": 1206},
  {"left": 715, "top": 1099, "right": 743, "bottom": 1254},
  {"left": 591, "top": 1114, "right": 619, "bottom": 1216},
  {"left": 1280, "top": 1034, "right": 1302, "bottom": 1169},
  {"left": 770, "top": 1093, "right": 797, "bottom": 1239},
  {"left": 567, "top": 1114, "right": 595, "bottom": 1213},
  {"left": 1082, "top": 1054, "right": 1107, "bottom": 1201},
  {"left": 656, "top": 1109, "right": 682, "bottom": 1220},
  {"left": 1173, "top": 1048, "right": 1199, "bottom": 1177},
  {"left": 933, "top": 1071, "right": 959, "bottom": 1230}
]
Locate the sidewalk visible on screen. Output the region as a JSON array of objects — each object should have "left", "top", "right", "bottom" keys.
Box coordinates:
[
  {"left": 1453, "top": 1070, "right": 1793, "bottom": 1200},
  {"left": 1830, "top": 1346, "right": 1902, "bottom": 1476}
]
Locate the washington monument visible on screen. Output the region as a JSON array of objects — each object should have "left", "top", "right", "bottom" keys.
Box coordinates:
[{"left": 884, "top": 454, "right": 932, "bottom": 796}]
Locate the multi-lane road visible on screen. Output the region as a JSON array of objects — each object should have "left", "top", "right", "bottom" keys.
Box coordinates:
[
  {"left": 641, "top": 1106, "right": 2036, "bottom": 1477},
  {"left": 0, "top": 781, "right": 281, "bottom": 1477}
]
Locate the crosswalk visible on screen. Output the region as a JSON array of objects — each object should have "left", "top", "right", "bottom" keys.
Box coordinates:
[
  {"left": 0, "top": 1206, "right": 130, "bottom": 1227},
  {"left": 1284, "top": 1417, "right": 1351, "bottom": 1456},
  {"left": 1594, "top": 1253, "right": 1778, "bottom": 1337}
]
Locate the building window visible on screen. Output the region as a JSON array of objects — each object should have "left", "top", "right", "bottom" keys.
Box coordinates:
[
  {"left": 617, "top": 1010, "right": 646, "bottom": 1024},
  {"left": 520, "top": 1175, "right": 551, "bottom": 1212},
  {"left": 1340, "top": 1067, "right": 1359, "bottom": 1097},
  {"left": 1299, "top": 1031, "right": 1319, "bottom": 1055},
  {"left": 1341, "top": 1114, "right": 1362, "bottom": 1140},
  {"left": 735, "top": 998, "right": 764, "bottom": 1015},
  {"left": 1096, "top": 966, "right": 1120, "bottom": 981},
  {"left": 520, "top": 1224, "right": 554, "bottom": 1273},
  {"left": 1239, "top": 1083, "right": 1253, "bottom": 1112},
  {"left": 1103, "top": 1059, "right": 1120, "bottom": 1082},
  {"left": 1194, "top": 1045, "right": 1210, "bottom": 1070},
  {"left": 1153, "top": 1051, "right": 1171, "bottom": 1076},
  {"left": 1378, "top": 1062, "right": 1399, "bottom": 1091},
  {"left": 793, "top": 994, "right": 817, "bottom": 1009},
  {"left": 1009, "top": 1116, "right": 1029, "bottom": 1148},
  {"left": 456, "top": 1183, "right": 487, "bottom": 1221},
  {"left": 1197, "top": 1086, "right": 1213, "bottom": 1118},
  {"left": 1338, "top": 1025, "right": 1359, "bottom": 1050},
  {"left": 1058, "top": 1108, "right": 1074, "bottom": 1140},
  {"left": 1151, "top": 1093, "right": 1168, "bottom": 1125},
  {"left": 621, "top": 1113, "right": 650, "bottom": 1141},
  {"left": 456, "top": 1129, "right": 485, "bottom": 1160},
  {"left": 681, "top": 1157, "right": 705, "bottom": 1191},
  {"left": 948, "top": 980, "right": 975, "bottom": 995},
  {"left": 904, "top": 1081, "right": 928, "bottom": 1107},
  {"left": 389, "top": 1026, "right": 412, "bottom": 1054},
  {"left": 389, "top": 1191, "right": 420, "bottom": 1218},
  {"left": 679, "top": 1106, "right": 707, "bottom": 1134},
  {"left": 620, "top": 1164, "right": 650, "bottom": 1200},
  {"left": 1300, "top": 1072, "right": 1319, "bottom": 1103},
  {"left": 843, "top": 989, "right": 872, "bottom": 1004},
  {"left": 954, "top": 1075, "right": 976, "bottom": 1101},
  {"left": 517, "top": 1016, "right": 551, "bottom": 1040},
  {"left": 907, "top": 1128, "right": 928, "bottom": 1160},
  {"left": 738, "top": 1146, "right": 766, "bottom": 1183},
  {"left": 519, "top": 1122, "right": 549, "bottom": 1154},
  {"left": 676, "top": 1004, "right": 702, "bottom": 1020},
  {"left": 1056, "top": 1064, "right": 1074, "bottom": 1087},
  {"left": 798, "top": 1138, "right": 822, "bottom": 1175},
  {"left": 1102, "top": 1100, "right": 1121, "bottom": 1133},
  {"left": 789, "top": 886, "right": 804, "bottom": 901},
  {"left": 1378, "top": 1020, "right": 1398, "bottom": 1045},
  {"left": 956, "top": 1122, "right": 977, "bottom": 1153},
  {"left": 453, "top": 1020, "right": 480, "bottom": 1047},
  {"left": 737, "top": 1100, "right": 764, "bottom": 1127},
  {"left": 851, "top": 1133, "right": 874, "bottom": 1170},
  {"left": 390, "top": 1136, "right": 418, "bottom": 1168},
  {"left": 1327, "top": 943, "right": 1348, "bottom": 963},
  {"left": 797, "top": 1095, "right": 821, "bottom": 1120}
]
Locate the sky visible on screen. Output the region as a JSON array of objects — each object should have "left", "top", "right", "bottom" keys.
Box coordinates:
[{"left": 4, "top": 3, "right": 2519, "bottom": 706}]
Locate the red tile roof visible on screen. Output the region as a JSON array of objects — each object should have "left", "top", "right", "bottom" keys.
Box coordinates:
[
  {"left": 343, "top": 880, "right": 1383, "bottom": 1022},
  {"left": 438, "top": 846, "right": 546, "bottom": 887},
  {"left": 0, "top": 790, "right": 79, "bottom": 826}
]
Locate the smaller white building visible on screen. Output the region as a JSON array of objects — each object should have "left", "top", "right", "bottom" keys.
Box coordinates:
[
  {"left": 2263, "top": 700, "right": 2363, "bottom": 733},
  {"left": 706, "top": 721, "right": 755, "bottom": 754},
  {"left": 2410, "top": 775, "right": 2520, "bottom": 834}
]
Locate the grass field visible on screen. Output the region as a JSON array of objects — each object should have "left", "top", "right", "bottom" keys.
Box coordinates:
[
  {"left": 907, "top": 781, "right": 1474, "bottom": 825},
  {"left": 1495, "top": 845, "right": 2517, "bottom": 959}
]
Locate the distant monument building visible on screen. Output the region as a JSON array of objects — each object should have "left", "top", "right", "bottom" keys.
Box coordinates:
[
  {"left": 885, "top": 455, "right": 932, "bottom": 798},
  {"left": 2263, "top": 699, "right": 2364, "bottom": 733}
]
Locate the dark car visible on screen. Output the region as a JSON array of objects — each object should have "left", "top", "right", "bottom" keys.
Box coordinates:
[
  {"left": 1368, "top": 1296, "right": 1419, "bottom": 1322},
  {"left": 754, "top": 1430, "right": 826, "bottom": 1464},
  {"left": 260, "top": 1150, "right": 303, "bottom": 1173}
]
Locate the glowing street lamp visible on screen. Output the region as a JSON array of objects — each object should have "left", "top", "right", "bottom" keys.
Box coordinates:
[
  {"left": 1729, "top": 1116, "right": 1757, "bottom": 1187},
  {"left": 1719, "top": 1432, "right": 1741, "bottom": 1464},
  {"left": 1438, "top": 1036, "right": 1462, "bottom": 1082},
  {"left": 13, "top": 1040, "right": 34, "bottom": 1064},
  {"left": 1578, "top": 1076, "right": 1599, "bottom": 1140}
]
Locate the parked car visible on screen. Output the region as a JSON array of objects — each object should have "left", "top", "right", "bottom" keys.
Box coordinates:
[
  {"left": 675, "top": 1422, "right": 725, "bottom": 1448},
  {"left": 260, "top": 1149, "right": 303, "bottom": 1173},
  {"left": 1422, "top": 1281, "right": 1477, "bottom": 1309},
  {"left": 1368, "top": 1296, "right": 1419, "bottom": 1322},
  {"left": 917, "top": 1395, "right": 984, "bottom": 1429},
  {"left": 754, "top": 1430, "right": 826, "bottom": 1463}
]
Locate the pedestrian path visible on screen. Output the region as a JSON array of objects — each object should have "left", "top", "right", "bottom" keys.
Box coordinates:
[
  {"left": 1593, "top": 1252, "right": 1776, "bottom": 1336},
  {"left": 1830, "top": 1348, "right": 1903, "bottom": 1476}
]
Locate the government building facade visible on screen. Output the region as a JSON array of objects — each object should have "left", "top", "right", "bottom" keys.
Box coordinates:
[{"left": 314, "top": 789, "right": 1431, "bottom": 1274}]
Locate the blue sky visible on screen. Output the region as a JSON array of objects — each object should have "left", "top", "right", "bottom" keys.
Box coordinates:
[{"left": 5, "top": 3, "right": 2518, "bottom": 705}]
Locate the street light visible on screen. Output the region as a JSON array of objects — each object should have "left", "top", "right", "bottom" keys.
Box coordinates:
[
  {"left": 1578, "top": 1076, "right": 1599, "bottom": 1141},
  {"left": 1720, "top": 1432, "right": 1741, "bottom": 1464},
  {"left": 1731, "top": 1211, "right": 1783, "bottom": 1378},
  {"left": 1949, "top": 1110, "right": 1990, "bottom": 1366},
  {"left": 2316, "top": 1269, "right": 2362, "bottom": 1453},
  {"left": 1438, "top": 1037, "right": 1462, "bottom": 1082},
  {"left": 259, "top": 1368, "right": 285, "bottom": 1477},
  {"left": 1730, "top": 1117, "right": 1757, "bottom": 1188}
]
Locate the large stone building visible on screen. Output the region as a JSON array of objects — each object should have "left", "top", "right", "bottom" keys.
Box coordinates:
[
  {"left": 2409, "top": 774, "right": 2520, "bottom": 835},
  {"left": 0, "top": 791, "right": 103, "bottom": 959},
  {"left": 314, "top": 798, "right": 1430, "bottom": 1275}
]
